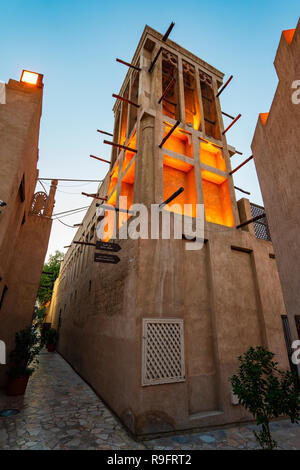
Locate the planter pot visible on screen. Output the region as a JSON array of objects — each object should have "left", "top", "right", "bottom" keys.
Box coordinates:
[
  {"left": 47, "top": 343, "right": 55, "bottom": 352},
  {"left": 7, "top": 375, "right": 29, "bottom": 396}
]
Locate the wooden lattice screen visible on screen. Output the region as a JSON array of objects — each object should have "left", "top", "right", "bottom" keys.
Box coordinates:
[
  {"left": 142, "top": 319, "right": 185, "bottom": 386},
  {"left": 250, "top": 203, "right": 271, "bottom": 241}
]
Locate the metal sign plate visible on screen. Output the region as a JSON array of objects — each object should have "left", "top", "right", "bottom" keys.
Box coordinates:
[
  {"left": 94, "top": 253, "right": 120, "bottom": 264},
  {"left": 95, "top": 241, "right": 121, "bottom": 252}
]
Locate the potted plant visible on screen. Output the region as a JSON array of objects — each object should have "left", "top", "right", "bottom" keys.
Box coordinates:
[
  {"left": 7, "top": 366, "right": 34, "bottom": 396},
  {"left": 46, "top": 328, "right": 58, "bottom": 352},
  {"left": 7, "top": 326, "right": 42, "bottom": 396}
]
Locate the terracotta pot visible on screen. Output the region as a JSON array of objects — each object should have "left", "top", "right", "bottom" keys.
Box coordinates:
[
  {"left": 47, "top": 343, "right": 55, "bottom": 352},
  {"left": 7, "top": 375, "right": 29, "bottom": 396}
]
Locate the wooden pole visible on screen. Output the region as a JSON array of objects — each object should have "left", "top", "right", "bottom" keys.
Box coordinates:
[
  {"left": 73, "top": 241, "right": 96, "bottom": 247},
  {"left": 116, "top": 58, "right": 141, "bottom": 71},
  {"left": 222, "top": 111, "right": 235, "bottom": 120},
  {"left": 148, "top": 22, "right": 175, "bottom": 73},
  {"left": 112, "top": 93, "right": 140, "bottom": 108},
  {"left": 90, "top": 155, "right": 111, "bottom": 164},
  {"left": 158, "top": 77, "right": 175, "bottom": 104},
  {"left": 96, "top": 203, "right": 136, "bottom": 215},
  {"left": 148, "top": 47, "right": 163, "bottom": 73},
  {"left": 216, "top": 75, "right": 233, "bottom": 98},
  {"left": 81, "top": 192, "right": 107, "bottom": 201},
  {"left": 229, "top": 155, "right": 253, "bottom": 175},
  {"left": 97, "top": 129, "right": 113, "bottom": 137},
  {"left": 159, "top": 120, "right": 180, "bottom": 148},
  {"left": 159, "top": 187, "right": 184, "bottom": 209},
  {"left": 162, "top": 21, "right": 175, "bottom": 41},
  {"left": 222, "top": 113, "right": 241, "bottom": 135},
  {"left": 103, "top": 140, "right": 137, "bottom": 153},
  {"left": 234, "top": 186, "right": 251, "bottom": 195},
  {"left": 236, "top": 213, "right": 266, "bottom": 229}
]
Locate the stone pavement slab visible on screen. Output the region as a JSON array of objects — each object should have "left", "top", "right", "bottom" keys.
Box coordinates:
[
  {"left": 0, "top": 351, "right": 144, "bottom": 450},
  {"left": 0, "top": 351, "right": 299, "bottom": 450}
]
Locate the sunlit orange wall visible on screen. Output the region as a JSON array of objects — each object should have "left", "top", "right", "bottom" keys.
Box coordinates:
[
  {"left": 119, "top": 181, "right": 134, "bottom": 228},
  {"left": 162, "top": 126, "right": 193, "bottom": 157},
  {"left": 102, "top": 190, "right": 117, "bottom": 242},
  {"left": 122, "top": 132, "right": 136, "bottom": 175},
  {"left": 119, "top": 158, "right": 135, "bottom": 227},
  {"left": 163, "top": 162, "right": 197, "bottom": 217},
  {"left": 119, "top": 95, "right": 129, "bottom": 146},
  {"left": 184, "top": 84, "right": 201, "bottom": 130},
  {"left": 200, "top": 142, "right": 226, "bottom": 172},
  {"left": 108, "top": 162, "right": 119, "bottom": 196},
  {"left": 202, "top": 173, "right": 234, "bottom": 227}
]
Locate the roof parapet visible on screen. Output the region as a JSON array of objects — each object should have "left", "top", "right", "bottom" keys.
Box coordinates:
[
  {"left": 259, "top": 113, "right": 269, "bottom": 126},
  {"left": 282, "top": 28, "right": 296, "bottom": 45}
]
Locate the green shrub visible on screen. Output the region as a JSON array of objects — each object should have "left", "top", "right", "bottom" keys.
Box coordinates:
[{"left": 230, "top": 346, "right": 300, "bottom": 450}]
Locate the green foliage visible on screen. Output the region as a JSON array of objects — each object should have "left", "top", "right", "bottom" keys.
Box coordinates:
[
  {"left": 230, "top": 346, "right": 300, "bottom": 450},
  {"left": 8, "top": 326, "right": 42, "bottom": 378},
  {"left": 37, "top": 250, "right": 64, "bottom": 306},
  {"left": 46, "top": 328, "right": 59, "bottom": 345},
  {"left": 36, "top": 307, "right": 46, "bottom": 320}
]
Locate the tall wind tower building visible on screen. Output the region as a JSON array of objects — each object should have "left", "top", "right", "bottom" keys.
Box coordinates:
[{"left": 50, "top": 25, "right": 290, "bottom": 435}]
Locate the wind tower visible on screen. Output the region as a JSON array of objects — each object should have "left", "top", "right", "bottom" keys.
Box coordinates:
[{"left": 52, "top": 24, "right": 290, "bottom": 435}]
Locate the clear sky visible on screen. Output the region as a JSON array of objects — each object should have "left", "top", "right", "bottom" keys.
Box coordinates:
[{"left": 1, "top": 1, "right": 299, "bottom": 260}]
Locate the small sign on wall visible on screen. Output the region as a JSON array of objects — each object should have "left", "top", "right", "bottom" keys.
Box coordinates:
[
  {"left": 94, "top": 253, "right": 120, "bottom": 264},
  {"left": 95, "top": 241, "right": 121, "bottom": 252}
]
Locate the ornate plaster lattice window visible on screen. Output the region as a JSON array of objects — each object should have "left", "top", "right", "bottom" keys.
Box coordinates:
[
  {"left": 142, "top": 318, "right": 185, "bottom": 386},
  {"left": 30, "top": 191, "right": 47, "bottom": 216},
  {"left": 199, "top": 70, "right": 220, "bottom": 140},
  {"left": 161, "top": 49, "right": 179, "bottom": 120}
]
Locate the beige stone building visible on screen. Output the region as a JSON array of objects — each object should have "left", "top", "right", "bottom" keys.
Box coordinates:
[
  {"left": 0, "top": 71, "right": 57, "bottom": 385},
  {"left": 252, "top": 20, "right": 300, "bottom": 379},
  {"left": 49, "top": 26, "right": 290, "bottom": 435}
]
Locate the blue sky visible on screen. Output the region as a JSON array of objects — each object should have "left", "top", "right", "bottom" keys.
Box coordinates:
[{"left": 1, "top": 1, "right": 299, "bottom": 258}]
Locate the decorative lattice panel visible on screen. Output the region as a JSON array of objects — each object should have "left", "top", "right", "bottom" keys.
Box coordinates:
[
  {"left": 142, "top": 319, "right": 185, "bottom": 386},
  {"left": 250, "top": 203, "right": 271, "bottom": 241}
]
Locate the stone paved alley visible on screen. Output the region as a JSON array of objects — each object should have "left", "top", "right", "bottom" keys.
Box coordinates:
[{"left": 0, "top": 351, "right": 299, "bottom": 450}]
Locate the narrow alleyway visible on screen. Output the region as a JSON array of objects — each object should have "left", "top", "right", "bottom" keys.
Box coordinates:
[
  {"left": 0, "top": 351, "right": 144, "bottom": 450},
  {"left": 0, "top": 351, "right": 299, "bottom": 450}
]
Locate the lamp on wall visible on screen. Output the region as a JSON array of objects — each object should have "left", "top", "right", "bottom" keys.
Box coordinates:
[{"left": 20, "top": 70, "right": 43, "bottom": 87}]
